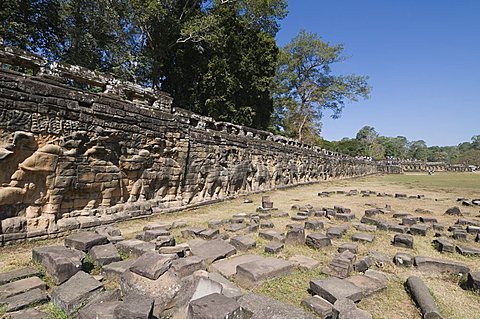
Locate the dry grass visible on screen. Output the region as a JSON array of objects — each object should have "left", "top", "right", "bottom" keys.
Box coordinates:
[{"left": 1, "top": 172, "right": 480, "bottom": 318}]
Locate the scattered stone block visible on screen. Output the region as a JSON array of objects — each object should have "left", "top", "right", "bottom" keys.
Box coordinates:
[
  {"left": 265, "top": 242, "right": 284, "bottom": 254},
  {"left": 310, "top": 277, "right": 363, "bottom": 304},
  {"left": 260, "top": 221, "right": 274, "bottom": 229},
  {"left": 114, "top": 293, "right": 154, "bottom": 319},
  {"left": 171, "top": 256, "right": 205, "bottom": 278},
  {"left": 144, "top": 223, "right": 172, "bottom": 231},
  {"left": 393, "top": 234, "right": 414, "bottom": 248},
  {"left": 323, "top": 251, "right": 356, "bottom": 278},
  {"left": 368, "top": 251, "right": 392, "bottom": 268},
  {"left": 0, "top": 267, "right": 40, "bottom": 285},
  {"left": 433, "top": 237, "right": 455, "bottom": 253},
  {"left": 338, "top": 243, "right": 358, "bottom": 254},
  {"left": 120, "top": 269, "right": 181, "bottom": 316},
  {"left": 89, "top": 243, "right": 121, "bottom": 266},
  {"left": 51, "top": 271, "right": 103, "bottom": 316},
  {"left": 158, "top": 243, "right": 190, "bottom": 257},
  {"left": 289, "top": 255, "right": 320, "bottom": 270},
  {"left": 352, "top": 233, "right": 375, "bottom": 243},
  {"left": 409, "top": 224, "right": 428, "bottom": 236},
  {"left": 402, "top": 216, "right": 417, "bottom": 226},
  {"left": 453, "top": 229, "right": 468, "bottom": 241},
  {"left": 190, "top": 239, "right": 236, "bottom": 264},
  {"left": 306, "top": 233, "right": 332, "bottom": 249},
  {"left": 129, "top": 252, "right": 176, "bottom": 280},
  {"left": 291, "top": 215, "right": 308, "bottom": 221},
  {"left": 181, "top": 227, "right": 206, "bottom": 238},
  {"left": 445, "top": 206, "right": 462, "bottom": 216},
  {"left": 333, "top": 298, "right": 372, "bottom": 319},
  {"left": 102, "top": 260, "right": 136, "bottom": 280},
  {"left": 78, "top": 301, "right": 121, "bottom": 319},
  {"left": 188, "top": 293, "right": 250, "bottom": 319},
  {"left": 414, "top": 256, "right": 470, "bottom": 274},
  {"left": 0, "top": 288, "right": 49, "bottom": 312},
  {"left": 236, "top": 257, "right": 293, "bottom": 288},
  {"left": 420, "top": 217, "right": 438, "bottom": 223},
  {"left": 230, "top": 235, "right": 256, "bottom": 251},
  {"left": 198, "top": 228, "right": 220, "bottom": 240},
  {"left": 346, "top": 274, "right": 387, "bottom": 297},
  {"left": 456, "top": 245, "right": 480, "bottom": 256},
  {"left": 239, "top": 293, "right": 316, "bottom": 319},
  {"left": 259, "top": 230, "right": 284, "bottom": 242},
  {"left": 212, "top": 254, "right": 264, "bottom": 278},
  {"left": 64, "top": 232, "right": 108, "bottom": 252},
  {"left": 467, "top": 272, "right": 480, "bottom": 291},
  {"left": 326, "top": 226, "right": 347, "bottom": 239},
  {"left": 225, "top": 224, "right": 247, "bottom": 233},
  {"left": 305, "top": 220, "right": 323, "bottom": 230},
  {"left": 285, "top": 227, "right": 305, "bottom": 245},
  {"left": 353, "top": 223, "right": 377, "bottom": 232},
  {"left": 389, "top": 224, "right": 409, "bottom": 234},
  {"left": 115, "top": 239, "right": 156, "bottom": 258},
  {"left": 32, "top": 246, "right": 85, "bottom": 284},
  {"left": 394, "top": 252, "right": 413, "bottom": 267},
  {"left": 301, "top": 295, "right": 333, "bottom": 318},
  {"left": 467, "top": 225, "right": 480, "bottom": 234},
  {"left": 335, "top": 213, "right": 355, "bottom": 222},
  {"left": 354, "top": 257, "right": 374, "bottom": 273},
  {"left": 4, "top": 308, "right": 48, "bottom": 319}
]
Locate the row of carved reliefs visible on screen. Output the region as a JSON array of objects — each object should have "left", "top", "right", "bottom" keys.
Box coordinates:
[{"left": 0, "top": 45, "right": 382, "bottom": 245}]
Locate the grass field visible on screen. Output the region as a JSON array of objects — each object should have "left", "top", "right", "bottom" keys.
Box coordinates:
[{"left": 1, "top": 172, "right": 479, "bottom": 318}]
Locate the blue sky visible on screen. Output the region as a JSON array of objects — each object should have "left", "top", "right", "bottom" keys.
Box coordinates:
[{"left": 276, "top": 0, "right": 480, "bottom": 146}]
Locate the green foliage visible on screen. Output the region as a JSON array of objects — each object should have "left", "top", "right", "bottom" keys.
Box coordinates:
[
  {"left": 273, "top": 30, "right": 371, "bottom": 143},
  {"left": 44, "top": 302, "right": 68, "bottom": 319}
]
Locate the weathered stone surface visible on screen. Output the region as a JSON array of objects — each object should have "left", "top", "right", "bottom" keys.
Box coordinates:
[
  {"left": 333, "top": 298, "right": 372, "bottom": 319},
  {"left": 0, "top": 267, "right": 39, "bottom": 285},
  {"left": 346, "top": 275, "right": 387, "bottom": 297},
  {"left": 352, "top": 233, "right": 375, "bottom": 243},
  {"left": 190, "top": 239, "right": 236, "bottom": 264},
  {"left": 289, "top": 255, "right": 320, "bottom": 270},
  {"left": 78, "top": 301, "right": 121, "bottom": 319},
  {"left": 406, "top": 276, "right": 443, "bottom": 319},
  {"left": 414, "top": 256, "right": 470, "bottom": 274},
  {"left": 171, "top": 256, "right": 205, "bottom": 278},
  {"left": 115, "top": 239, "right": 156, "bottom": 258},
  {"left": 323, "top": 251, "right": 356, "bottom": 278},
  {"left": 466, "top": 271, "right": 480, "bottom": 291},
  {"left": 265, "top": 241, "right": 284, "bottom": 254},
  {"left": 456, "top": 245, "right": 480, "bottom": 256},
  {"left": 0, "top": 288, "right": 49, "bottom": 312},
  {"left": 338, "top": 243, "right": 358, "bottom": 254},
  {"left": 394, "top": 252, "right": 413, "bottom": 267},
  {"left": 305, "top": 220, "right": 323, "bottom": 230},
  {"left": 0, "top": 276, "right": 46, "bottom": 300},
  {"left": 158, "top": 243, "right": 190, "bottom": 257},
  {"left": 389, "top": 224, "right": 409, "bottom": 234},
  {"left": 301, "top": 295, "right": 333, "bottom": 318},
  {"left": 89, "top": 243, "right": 121, "bottom": 266},
  {"left": 310, "top": 277, "right": 363, "bottom": 304},
  {"left": 230, "top": 235, "right": 256, "bottom": 251},
  {"left": 113, "top": 293, "right": 154, "bottom": 319},
  {"left": 139, "top": 229, "right": 171, "bottom": 242},
  {"left": 129, "top": 252, "right": 176, "bottom": 280},
  {"left": 258, "top": 230, "right": 284, "bottom": 242},
  {"left": 64, "top": 232, "right": 108, "bottom": 252},
  {"left": 102, "top": 259, "right": 136, "bottom": 280},
  {"left": 239, "top": 293, "right": 316, "bottom": 319},
  {"left": 326, "top": 226, "right": 347, "bottom": 239},
  {"left": 306, "top": 233, "right": 332, "bottom": 249},
  {"left": 285, "top": 227, "right": 305, "bottom": 245},
  {"left": 4, "top": 308, "right": 48, "bottom": 319},
  {"left": 453, "top": 229, "right": 468, "bottom": 241},
  {"left": 409, "top": 224, "right": 428, "bottom": 236},
  {"left": 198, "top": 228, "right": 220, "bottom": 240},
  {"left": 188, "top": 293, "right": 251, "bottom": 319},
  {"left": 236, "top": 257, "right": 293, "bottom": 288},
  {"left": 392, "top": 234, "right": 414, "bottom": 248},
  {"left": 433, "top": 237, "right": 455, "bottom": 253},
  {"left": 445, "top": 206, "right": 462, "bottom": 216},
  {"left": 120, "top": 269, "right": 181, "bottom": 316},
  {"left": 212, "top": 255, "right": 264, "bottom": 278},
  {"left": 354, "top": 257, "right": 374, "bottom": 273},
  {"left": 32, "top": 246, "right": 85, "bottom": 284},
  {"left": 51, "top": 271, "right": 104, "bottom": 316},
  {"left": 353, "top": 222, "right": 377, "bottom": 232}
]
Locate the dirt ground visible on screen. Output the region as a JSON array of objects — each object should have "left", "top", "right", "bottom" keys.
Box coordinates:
[{"left": 1, "top": 172, "right": 479, "bottom": 319}]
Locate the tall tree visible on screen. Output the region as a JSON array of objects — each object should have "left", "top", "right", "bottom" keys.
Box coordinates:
[{"left": 273, "top": 30, "right": 371, "bottom": 143}]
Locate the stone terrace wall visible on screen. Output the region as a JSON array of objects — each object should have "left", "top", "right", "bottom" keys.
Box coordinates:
[{"left": 0, "top": 46, "right": 381, "bottom": 245}]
